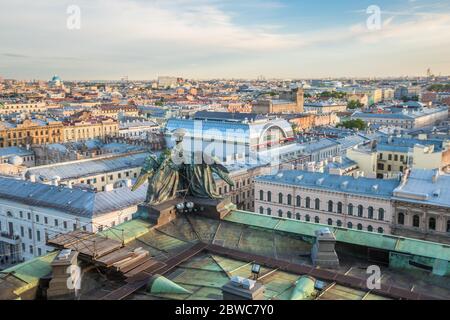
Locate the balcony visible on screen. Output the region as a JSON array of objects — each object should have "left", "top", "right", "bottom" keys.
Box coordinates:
[{"left": 0, "top": 232, "right": 21, "bottom": 245}]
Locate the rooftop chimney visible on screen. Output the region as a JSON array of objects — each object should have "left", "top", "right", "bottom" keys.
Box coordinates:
[
  {"left": 222, "top": 276, "right": 265, "bottom": 300},
  {"left": 311, "top": 228, "right": 339, "bottom": 269},
  {"left": 47, "top": 249, "right": 80, "bottom": 300}
]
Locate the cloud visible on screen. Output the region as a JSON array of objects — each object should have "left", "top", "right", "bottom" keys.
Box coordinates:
[{"left": 0, "top": 0, "right": 449, "bottom": 79}]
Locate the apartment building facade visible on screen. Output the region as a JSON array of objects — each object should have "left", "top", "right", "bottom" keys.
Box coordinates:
[{"left": 254, "top": 170, "right": 398, "bottom": 234}]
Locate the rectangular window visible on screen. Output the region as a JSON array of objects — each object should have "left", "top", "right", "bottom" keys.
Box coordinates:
[
  {"left": 54, "top": 219, "right": 58, "bottom": 227},
  {"left": 20, "top": 226, "right": 24, "bottom": 237},
  {"left": 38, "top": 248, "right": 42, "bottom": 256},
  {"left": 35, "top": 215, "right": 39, "bottom": 222},
  {"left": 44, "top": 217, "right": 48, "bottom": 224},
  {"left": 27, "top": 212, "right": 31, "bottom": 220},
  {"left": 29, "top": 245, "right": 33, "bottom": 254},
  {"left": 28, "top": 228, "right": 32, "bottom": 239},
  {"left": 63, "top": 221, "right": 67, "bottom": 229},
  {"left": 37, "top": 230, "right": 41, "bottom": 242}
]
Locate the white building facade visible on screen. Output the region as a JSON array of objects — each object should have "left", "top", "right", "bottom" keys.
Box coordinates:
[
  {"left": 254, "top": 171, "right": 399, "bottom": 234},
  {"left": 0, "top": 178, "right": 146, "bottom": 266}
]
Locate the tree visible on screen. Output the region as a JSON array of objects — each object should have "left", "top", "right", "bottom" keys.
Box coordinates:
[
  {"left": 337, "top": 119, "right": 367, "bottom": 131},
  {"left": 427, "top": 84, "right": 450, "bottom": 92},
  {"left": 347, "top": 100, "right": 363, "bottom": 109},
  {"left": 319, "top": 91, "right": 346, "bottom": 99}
]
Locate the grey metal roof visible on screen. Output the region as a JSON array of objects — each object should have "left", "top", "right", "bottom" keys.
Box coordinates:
[
  {"left": 256, "top": 170, "right": 400, "bottom": 199},
  {"left": 393, "top": 169, "right": 450, "bottom": 208},
  {"left": 193, "top": 111, "right": 265, "bottom": 122},
  {"left": 26, "top": 152, "right": 149, "bottom": 181},
  {"left": 0, "top": 177, "right": 147, "bottom": 217},
  {"left": 377, "top": 136, "right": 444, "bottom": 153},
  {"left": 301, "top": 138, "right": 340, "bottom": 153},
  {"left": 0, "top": 147, "right": 33, "bottom": 157}
]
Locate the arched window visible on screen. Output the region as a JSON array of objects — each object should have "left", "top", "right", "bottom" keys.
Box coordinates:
[
  {"left": 278, "top": 193, "right": 283, "bottom": 204},
  {"left": 287, "top": 211, "right": 292, "bottom": 219},
  {"left": 267, "top": 191, "right": 272, "bottom": 202},
  {"left": 398, "top": 212, "right": 405, "bottom": 225},
  {"left": 337, "top": 220, "right": 342, "bottom": 227},
  {"left": 429, "top": 217, "right": 436, "bottom": 230},
  {"left": 306, "top": 197, "right": 311, "bottom": 208},
  {"left": 296, "top": 213, "right": 301, "bottom": 220},
  {"left": 348, "top": 204, "right": 353, "bottom": 215},
  {"left": 327, "top": 218, "right": 333, "bottom": 226},
  {"left": 378, "top": 208, "right": 385, "bottom": 221},
  {"left": 347, "top": 221, "right": 353, "bottom": 229},
  {"left": 315, "top": 198, "right": 320, "bottom": 210},
  {"left": 413, "top": 215, "right": 420, "bottom": 227},
  {"left": 367, "top": 225, "right": 373, "bottom": 232},
  {"left": 267, "top": 208, "right": 272, "bottom": 216},
  {"left": 287, "top": 194, "right": 292, "bottom": 205},
  {"left": 357, "top": 223, "right": 363, "bottom": 230},
  {"left": 358, "top": 205, "right": 364, "bottom": 217},
  {"left": 259, "top": 206, "right": 264, "bottom": 214},
  {"left": 368, "top": 207, "right": 374, "bottom": 219},
  {"left": 259, "top": 190, "right": 264, "bottom": 201},
  {"left": 314, "top": 216, "right": 320, "bottom": 223},
  {"left": 278, "top": 209, "right": 283, "bottom": 217},
  {"left": 328, "top": 200, "right": 333, "bottom": 212},
  {"left": 377, "top": 227, "right": 384, "bottom": 234},
  {"left": 337, "top": 202, "right": 343, "bottom": 214},
  {"left": 305, "top": 215, "right": 310, "bottom": 222},
  {"left": 296, "top": 195, "right": 301, "bottom": 207}
]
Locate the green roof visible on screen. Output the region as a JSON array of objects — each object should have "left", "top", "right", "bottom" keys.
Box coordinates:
[
  {"left": 0, "top": 251, "right": 58, "bottom": 295},
  {"left": 224, "top": 210, "right": 450, "bottom": 262},
  {"left": 99, "top": 219, "right": 153, "bottom": 244},
  {"left": 147, "top": 275, "right": 192, "bottom": 295}
]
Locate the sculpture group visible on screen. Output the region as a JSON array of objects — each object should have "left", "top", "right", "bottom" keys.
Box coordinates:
[{"left": 132, "top": 130, "right": 234, "bottom": 205}]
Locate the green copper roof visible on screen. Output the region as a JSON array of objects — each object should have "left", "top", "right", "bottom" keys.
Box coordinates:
[
  {"left": 224, "top": 210, "right": 450, "bottom": 262},
  {"left": 99, "top": 219, "right": 153, "bottom": 244},
  {"left": 0, "top": 251, "right": 58, "bottom": 295},
  {"left": 147, "top": 275, "right": 192, "bottom": 295},
  {"left": 290, "top": 276, "right": 316, "bottom": 300}
]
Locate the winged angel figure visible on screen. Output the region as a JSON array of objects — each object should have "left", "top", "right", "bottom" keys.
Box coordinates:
[{"left": 132, "top": 130, "right": 234, "bottom": 205}]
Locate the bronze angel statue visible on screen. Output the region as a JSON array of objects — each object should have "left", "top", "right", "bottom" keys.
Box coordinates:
[{"left": 132, "top": 129, "right": 234, "bottom": 205}]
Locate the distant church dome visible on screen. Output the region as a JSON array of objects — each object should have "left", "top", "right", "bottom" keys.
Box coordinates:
[
  {"left": 49, "top": 75, "right": 63, "bottom": 87},
  {"left": 51, "top": 75, "right": 61, "bottom": 82}
]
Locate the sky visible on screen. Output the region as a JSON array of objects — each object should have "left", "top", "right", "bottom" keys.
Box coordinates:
[{"left": 1, "top": 0, "right": 450, "bottom": 80}]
